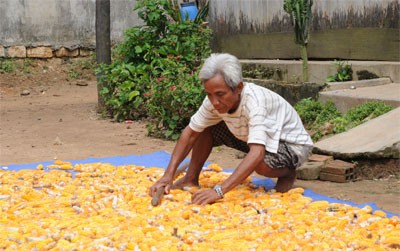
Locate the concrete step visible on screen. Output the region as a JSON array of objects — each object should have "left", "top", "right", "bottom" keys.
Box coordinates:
[{"left": 318, "top": 83, "right": 400, "bottom": 113}]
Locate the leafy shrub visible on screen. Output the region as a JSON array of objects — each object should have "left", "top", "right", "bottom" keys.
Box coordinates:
[
  {"left": 99, "top": 63, "right": 151, "bottom": 120},
  {"left": 99, "top": 0, "right": 212, "bottom": 139},
  {"left": 295, "top": 98, "right": 393, "bottom": 141},
  {"left": 326, "top": 60, "right": 353, "bottom": 82},
  {"left": 146, "top": 58, "right": 205, "bottom": 139}
]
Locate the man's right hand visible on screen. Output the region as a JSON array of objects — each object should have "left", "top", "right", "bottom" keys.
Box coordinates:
[{"left": 149, "top": 176, "right": 173, "bottom": 197}]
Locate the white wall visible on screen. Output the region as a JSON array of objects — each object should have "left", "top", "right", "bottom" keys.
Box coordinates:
[{"left": 0, "top": 0, "right": 141, "bottom": 49}]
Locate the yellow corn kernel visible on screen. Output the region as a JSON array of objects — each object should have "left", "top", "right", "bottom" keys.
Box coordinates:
[
  {"left": 287, "top": 187, "right": 304, "bottom": 194},
  {"left": 207, "top": 163, "right": 223, "bottom": 172},
  {"left": 373, "top": 210, "right": 387, "bottom": 218}
]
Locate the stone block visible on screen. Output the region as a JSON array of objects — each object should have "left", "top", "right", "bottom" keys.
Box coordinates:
[
  {"left": 55, "top": 47, "right": 79, "bottom": 57},
  {"left": 0, "top": 45, "right": 5, "bottom": 57},
  {"left": 296, "top": 161, "right": 324, "bottom": 180},
  {"left": 7, "top": 46, "right": 26, "bottom": 58},
  {"left": 308, "top": 154, "right": 333, "bottom": 163},
  {"left": 27, "top": 46, "right": 53, "bottom": 58},
  {"left": 79, "top": 49, "right": 93, "bottom": 57}
]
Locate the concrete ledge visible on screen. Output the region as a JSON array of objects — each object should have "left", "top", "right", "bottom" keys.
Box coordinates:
[
  {"left": 240, "top": 60, "right": 400, "bottom": 84},
  {"left": 324, "top": 78, "right": 392, "bottom": 91},
  {"left": 319, "top": 83, "right": 400, "bottom": 113}
]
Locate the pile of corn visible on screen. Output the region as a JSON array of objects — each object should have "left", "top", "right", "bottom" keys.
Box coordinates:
[{"left": 0, "top": 161, "right": 399, "bottom": 250}]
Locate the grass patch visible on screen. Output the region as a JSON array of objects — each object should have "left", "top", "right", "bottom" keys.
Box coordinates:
[
  {"left": 0, "top": 58, "right": 38, "bottom": 74},
  {"left": 0, "top": 59, "right": 17, "bottom": 73}
]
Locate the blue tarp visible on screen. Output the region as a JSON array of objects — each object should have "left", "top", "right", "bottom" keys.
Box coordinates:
[{"left": 2, "top": 151, "right": 398, "bottom": 218}]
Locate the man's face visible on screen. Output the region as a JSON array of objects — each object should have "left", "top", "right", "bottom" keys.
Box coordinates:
[{"left": 203, "top": 74, "right": 243, "bottom": 114}]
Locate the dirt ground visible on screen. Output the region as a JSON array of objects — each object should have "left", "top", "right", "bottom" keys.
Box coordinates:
[{"left": 0, "top": 58, "right": 399, "bottom": 215}]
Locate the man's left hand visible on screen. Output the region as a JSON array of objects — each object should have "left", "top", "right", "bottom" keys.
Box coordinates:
[{"left": 191, "top": 189, "right": 221, "bottom": 205}]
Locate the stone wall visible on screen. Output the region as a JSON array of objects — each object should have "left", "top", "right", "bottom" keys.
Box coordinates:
[{"left": 0, "top": 0, "right": 140, "bottom": 58}]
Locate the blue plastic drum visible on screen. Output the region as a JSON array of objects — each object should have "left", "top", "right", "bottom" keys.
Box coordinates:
[{"left": 180, "top": 2, "right": 198, "bottom": 21}]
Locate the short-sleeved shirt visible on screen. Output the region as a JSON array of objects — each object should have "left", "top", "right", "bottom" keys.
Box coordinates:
[{"left": 189, "top": 82, "right": 313, "bottom": 154}]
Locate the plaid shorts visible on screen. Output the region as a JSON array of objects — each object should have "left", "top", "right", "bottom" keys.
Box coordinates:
[{"left": 211, "top": 122, "right": 300, "bottom": 169}]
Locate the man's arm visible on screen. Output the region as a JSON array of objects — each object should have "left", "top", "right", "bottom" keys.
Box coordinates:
[
  {"left": 149, "top": 126, "right": 200, "bottom": 196},
  {"left": 219, "top": 143, "right": 265, "bottom": 194}
]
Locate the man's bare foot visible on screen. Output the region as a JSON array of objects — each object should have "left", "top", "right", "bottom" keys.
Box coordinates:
[
  {"left": 171, "top": 176, "right": 199, "bottom": 190},
  {"left": 274, "top": 170, "right": 296, "bottom": 193}
]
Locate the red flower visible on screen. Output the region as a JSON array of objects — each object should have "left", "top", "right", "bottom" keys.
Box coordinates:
[{"left": 169, "top": 85, "right": 176, "bottom": 91}]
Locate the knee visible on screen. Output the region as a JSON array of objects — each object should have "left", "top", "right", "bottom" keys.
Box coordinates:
[
  {"left": 254, "top": 162, "right": 292, "bottom": 178},
  {"left": 254, "top": 162, "right": 273, "bottom": 177}
]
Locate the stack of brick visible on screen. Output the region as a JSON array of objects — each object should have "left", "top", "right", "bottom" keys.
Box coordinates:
[
  {"left": 319, "top": 159, "right": 356, "bottom": 183},
  {"left": 296, "top": 154, "right": 356, "bottom": 183}
]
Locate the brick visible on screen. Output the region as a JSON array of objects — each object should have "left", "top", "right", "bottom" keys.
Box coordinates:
[
  {"left": 308, "top": 154, "right": 333, "bottom": 163},
  {"left": 27, "top": 46, "right": 53, "bottom": 58},
  {"left": 55, "top": 47, "right": 79, "bottom": 57},
  {"left": 322, "top": 160, "right": 355, "bottom": 175},
  {"left": 319, "top": 172, "right": 355, "bottom": 183},
  {"left": 0, "top": 45, "right": 5, "bottom": 57},
  {"left": 296, "top": 161, "right": 324, "bottom": 180},
  {"left": 7, "top": 46, "right": 26, "bottom": 58}
]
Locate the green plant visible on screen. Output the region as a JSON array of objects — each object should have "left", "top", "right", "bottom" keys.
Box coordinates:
[
  {"left": 283, "top": 0, "right": 313, "bottom": 82},
  {"left": 68, "top": 70, "right": 82, "bottom": 79},
  {"left": 68, "top": 57, "right": 96, "bottom": 80},
  {"left": 343, "top": 101, "right": 393, "bottom": 126},
  {"left": 98, "top": 62, "right": 151, "bottom": 120},
  {"left": 326, "top": 60, "right": 353, "bottom": 82},
  {"left": 146, "top": 58, "right": 205, "bottom": 139},
  {"left": 21, "top": 59, "right": 36, "bottom": 74},
  {"left": 0, "top": 59, "right": 37, "bottom": 74},
  {"left": 295, "top": 98, "right": 393, "bottom": 141},
  {"left": 99, "top": 0, "right": 212, "bottom": 139},
  {"left": 0, "top": 59, "right": 16, "bottom": 73}
]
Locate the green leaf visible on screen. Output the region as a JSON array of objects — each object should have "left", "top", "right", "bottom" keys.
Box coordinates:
[
  {"left": 128, "top": 90, "right": 140, "bottom": 101},
  {"left": 135, "top": 46, "right": 143, "bottom": 54}
]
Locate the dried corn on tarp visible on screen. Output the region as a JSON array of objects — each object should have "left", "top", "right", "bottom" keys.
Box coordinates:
[{"left": 1, "top": 151, "right": 399, "bottom": 250}]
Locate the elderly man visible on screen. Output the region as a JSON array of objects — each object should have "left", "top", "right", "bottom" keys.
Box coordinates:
[{"left": 149, "top": 53, "right": 313, "bottom": 205}]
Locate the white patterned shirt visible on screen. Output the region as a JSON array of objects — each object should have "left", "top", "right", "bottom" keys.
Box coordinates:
[{"left": 189, "top": 82, "right": 313, "bottom": 154}]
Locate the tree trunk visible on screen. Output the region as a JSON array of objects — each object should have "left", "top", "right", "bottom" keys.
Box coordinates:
[
  {"left": 95, "top": 0, "right": 111, "bottom": 113},
  {"left": 300, "top": 44, "right": 309, "bottom": 82}
]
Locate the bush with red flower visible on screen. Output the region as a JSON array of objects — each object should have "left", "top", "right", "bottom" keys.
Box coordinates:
[{"left": 98, "top": 0, "right": 211, "bottom": 139}]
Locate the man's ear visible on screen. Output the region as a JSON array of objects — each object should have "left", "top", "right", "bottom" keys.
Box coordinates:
[{"left": 236, "top": 81, "right": 244, "bottom": 93}]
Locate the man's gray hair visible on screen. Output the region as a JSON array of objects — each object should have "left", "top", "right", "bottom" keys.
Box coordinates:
[{"left": 198, "top": 53, "right": 243, "bottom": 89}]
